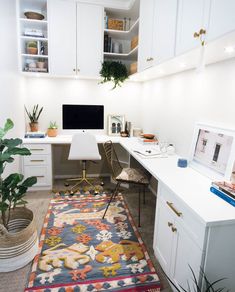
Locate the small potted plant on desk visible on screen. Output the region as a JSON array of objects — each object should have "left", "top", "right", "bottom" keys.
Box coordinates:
[
  {"left": 26, "top": 41, "right": 38, "bottom": 55},
  {"left": 25, "top": 104, "right": 43, "bottom": 132},
  {"left": 47, "top": 121, "right": 58, "bottom": 137}
]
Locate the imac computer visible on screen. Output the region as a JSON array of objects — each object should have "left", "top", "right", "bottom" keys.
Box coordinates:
[{"left": 62, "top": 104, "right": 104, "bottom": 130}]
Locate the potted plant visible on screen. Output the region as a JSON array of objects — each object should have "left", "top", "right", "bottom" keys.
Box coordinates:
[
  {"left": 36, "top": 57, "right": 45, "bottom": 69},
  {"left": 25, "top": 104, "right": 43, "bottom": 132},
  {"left": 47, "top": 121, "right": 58, "bottom": 137},
  {"left": 100, "top": 60, "right": 128, "bottom": 89},
  {"left": 26, "top": 41, "right": 38, "bottom": 55},
  {"left": 0, "top": 119, "right": 38, "bottom": 272}
]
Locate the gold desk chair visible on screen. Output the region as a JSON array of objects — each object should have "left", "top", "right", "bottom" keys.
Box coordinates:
[{"left": 102, "top": 140, "right": 149, "bottom": 227}]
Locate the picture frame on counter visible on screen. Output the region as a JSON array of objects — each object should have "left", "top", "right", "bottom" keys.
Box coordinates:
[
  {"left": 189, "top": 122, "right": 235, "bottom": 180},
  {"left": 107, "top": 114, "right": 125, "bottom": 136}
]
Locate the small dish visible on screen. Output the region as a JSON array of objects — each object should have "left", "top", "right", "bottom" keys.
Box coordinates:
[
  {"left": 142, "top": 133, "right": 155, "bottom": 139},
  {"left": 24, "top": 11, "right": 44, "bottom": 20}
]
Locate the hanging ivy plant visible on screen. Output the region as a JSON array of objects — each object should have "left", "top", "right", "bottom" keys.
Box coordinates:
[{"left": 99, "top": 60, "right": 128, "bottom": 89}]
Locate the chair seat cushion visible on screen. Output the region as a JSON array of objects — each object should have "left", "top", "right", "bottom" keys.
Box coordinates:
[{"left": 116, "top": 167, "right": 149, "bottom": 184}]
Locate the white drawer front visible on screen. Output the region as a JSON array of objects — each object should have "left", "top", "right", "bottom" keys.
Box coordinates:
[
  {"left": 24, "top": 144, "right": 51, "bottom": 155},
  {"left": 23, "top": 155, "right": 51, "bottom": 166},
  {"left": 24, "top": 166, "right": 52, "bottom": 187},
  {"left": 160, "top": 184, "right": 206, "bottom": 250}
]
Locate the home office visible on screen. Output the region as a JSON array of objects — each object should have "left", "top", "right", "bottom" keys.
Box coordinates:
[{"left": 1, "top": 0, "right": 235, "bottom": 291}]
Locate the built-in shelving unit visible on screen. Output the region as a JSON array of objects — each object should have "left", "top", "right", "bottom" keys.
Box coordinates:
[
  {"left": 17, "top": 0, "right": 49, "bottom": 74},
  {"left": 103, "top": 1, "right": 140, "bottom": 75}
]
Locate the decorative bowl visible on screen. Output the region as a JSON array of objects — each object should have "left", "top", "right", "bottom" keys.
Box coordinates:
[
  {"left": 142, "top": 134, "right": 155, "bottom": 139},
  {"left": 24, "top": 11, "right": 44, "bottom": 20}
]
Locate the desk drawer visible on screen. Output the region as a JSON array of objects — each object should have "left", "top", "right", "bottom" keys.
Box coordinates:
[
  {"left": 159, "top": 184, "right": 206, "bottom": 250},
  {"left": 24, "top": 144, "right": 51, "bottom": 155},
  {"left": 23, "top": 155, "right": 51, "bottom": 166},
  {"left": 24, "top": 166, "right": 52, "bottom": 186}
]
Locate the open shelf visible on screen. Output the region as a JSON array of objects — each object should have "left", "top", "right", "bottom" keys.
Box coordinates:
[
  {"left": 104, "top": 18, "right": 139, "bottom": 40},
  {"left": 104, "top": 46, "right": 138, "bottom": 61}
]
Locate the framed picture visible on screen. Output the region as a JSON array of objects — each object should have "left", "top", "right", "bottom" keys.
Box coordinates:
[
  {"left": 189, "top": 122, "right": 235, "bottom": 180},
  {"left": 107, "top": 114, "right": 125, "bottom": 136}
]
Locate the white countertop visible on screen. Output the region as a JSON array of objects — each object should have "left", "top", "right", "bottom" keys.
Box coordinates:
[{"left": 23, "top": 135, "right": 235, "bottom": 226}]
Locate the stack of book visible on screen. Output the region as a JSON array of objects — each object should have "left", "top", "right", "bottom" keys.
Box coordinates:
[
  {"left": 24, "top": 131, "right": 46, "bottom": 138},
  {"left": 210, "top": 181, "right": 235, "bottom": 207},
  {"left": 104, "top": 34, "right": 112, "bottom": 52}
]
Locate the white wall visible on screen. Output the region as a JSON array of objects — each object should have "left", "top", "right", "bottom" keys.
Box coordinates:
[
  {"left": 0, "top": 0, "right": 25, "bottom": 174},
  {"left": 23, "top": 78, "right": 142, "bottom": 134},
  {"left": 141, "top": 58, "right": 235, "bottom": 157}
]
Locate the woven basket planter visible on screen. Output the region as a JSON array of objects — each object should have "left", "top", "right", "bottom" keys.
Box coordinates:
[{"left": 0, "top": 207, "right": 38, "bottom": 272}]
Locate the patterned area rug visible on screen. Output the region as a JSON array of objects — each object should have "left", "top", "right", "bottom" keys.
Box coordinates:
[{"left": 25, "top": 191, "right": 161, "bottom": 292}]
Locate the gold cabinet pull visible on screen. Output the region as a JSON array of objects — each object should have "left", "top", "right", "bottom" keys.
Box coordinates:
[
  {"left": 73, "top": 68, "right": 76, "bottom": 72},
  {"left": 194, "top": 28, "right": 206, "bottom": 46},
  {"left": 166, "top": 201, "right": 182, "bottom": 217},
  {"left": 36, "top": 175, "right": 45, "bottom": 178},
  {"left": 77, "top": 68, "right": 80, "bottom": 72},
  {"left": 171, "top": 226, "right": 177, "bottom": 233},
  {"left": 168, "top": 222, "right": 173, "bottom": 227},
  {"left": 30, "top": 160, "right": 44, "bottom": 162},
  {"left": 146, "top": 57, "right": 154, "bottom": 62}
]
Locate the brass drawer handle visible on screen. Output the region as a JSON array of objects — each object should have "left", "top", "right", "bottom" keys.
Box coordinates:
[
  {"left": 166, "top": 201, "right": 182, "bottom": 217},
  {"left": 146, "top": 57, "right": 154, "bottom": 62},
  {"left": 171, "top": 226, "right": 177, "bottom": 233},
  {"left": 168, "top": 222, "right": 173, "bottom": 227},
  {"left": 30, "top": 160, "right": 44, "bottom": 162},
  {"left": 36, "top": 175, "right": 45, "bottom": 178}
]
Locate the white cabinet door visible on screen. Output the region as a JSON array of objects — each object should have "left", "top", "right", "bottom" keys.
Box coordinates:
[
  {"left": 154, "top": 196, "right": 175, "bottom": 274},
  {"left": 170, "top": 221, "right": 202, "bottom": 290},
  {"left": 175, "top": 0, "right": 210, "bottom": 55},
  {"left": 76, "top": 3, "right": 103, "bottom": 77},
  {"left": 138, "top": 0, "right": 155, "bottom": 72},
  {"left": 152, "top": 0, "right": 178, "bottom": 64},
  {"left": 208, "top": 0, "right": 235, "bottom": 41},
  {"left": 48, "top": 0, "right": 77, "bottom": 76}
]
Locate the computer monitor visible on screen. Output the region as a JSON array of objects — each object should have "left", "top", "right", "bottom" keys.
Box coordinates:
[{"left": 62, "top": 104, "right": 104, "bottom": 130}]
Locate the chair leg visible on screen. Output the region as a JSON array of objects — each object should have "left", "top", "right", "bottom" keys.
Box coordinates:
[
  {"left": 102, "top": 182, "right": 120, "bottom": 219},
  {"left": 138, "top": 187, "right": 141, "bottom": 227},
  {"left": 143, "top": 186, "right": 146, "bottom": 205}
]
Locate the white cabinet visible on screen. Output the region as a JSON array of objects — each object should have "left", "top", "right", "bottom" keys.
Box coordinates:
[
  {"left": 175, "top": 0, "right": 211, "bottom": 55},
  {"left": 48, "top": 0, "right": 103, "bottom": 77},
  {"left": 138, "top": 0, "right": 177, "bottom": 72},
  {"left": 22, "top": 144, "right": 52, "bottom": 190},
  {"left": 154, "top": 184, "right": 202, "bottom": 290},
  {"left": 208, "top": 0, "right": 235, "bottom": 41}
]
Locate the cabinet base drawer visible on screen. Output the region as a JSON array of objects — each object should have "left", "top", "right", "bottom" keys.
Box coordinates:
[
  {"left": 24, "top": 166, "right": 52, "bottom": 187},
  {"left": 160, "top": 184, "right": 205, "bottom": 250}
]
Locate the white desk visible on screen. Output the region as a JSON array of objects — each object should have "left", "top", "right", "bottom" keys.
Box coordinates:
[{"left": 22, "top": 135, "right": 235, "bottom": 290}]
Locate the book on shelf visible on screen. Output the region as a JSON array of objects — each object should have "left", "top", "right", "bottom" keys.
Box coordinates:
[
  {"left": 210, "top": 186, "right": 235, "bottom": 207},
  {"left": 24, "top": 131, "right": 46, "bottom": 138},
  {"left": 104, "top": 34, "right": 109, "bottom": 52}
]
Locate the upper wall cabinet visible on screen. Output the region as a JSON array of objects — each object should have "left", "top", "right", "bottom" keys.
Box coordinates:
[
  {"left": 17, "top": 0, "right": 49, "bottom": 74},
  {"left": 138, "top": 0, "right": 177, "bottom": 72},
  {"left": 207, "top": 0, "right": 235, "bottom": 42},
  {"left": 48, "top": 0, "right": 103, "bottom": 77},
  {"left": 175, "top": 0, "right": 211, "bottom": 56}
]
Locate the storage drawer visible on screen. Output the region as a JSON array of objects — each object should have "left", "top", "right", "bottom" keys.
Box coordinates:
[
  {"left": 24, "top": 144, "right": 51, "bottom": 155},
  {"left": 23, "top": 154, "right": 51, "bottom": 166},
  {"left": 24, "top": 166, "right": 52, "bottom": 187},
  {"left": 159, "top": 184, "right": 206, "bottom": 250}
]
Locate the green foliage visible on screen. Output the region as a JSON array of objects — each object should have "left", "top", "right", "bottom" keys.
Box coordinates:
[
  {"left": 100, "top": 60, "right": 128, "bottom": 89},
  {"left": 25, "top": 104, "right": 43, "bottom": 123},
  {"left": 0, "top": 119, "right": 37, "bottom": 229},
  {"left": 48, "top": 121, "right": 58, "bottom": 129},
  {"left": 165, "top": 265, "right": 228, "bottom": 292},
  {"left": 27, "top": 41, "right": 37, "bottom": 48}
]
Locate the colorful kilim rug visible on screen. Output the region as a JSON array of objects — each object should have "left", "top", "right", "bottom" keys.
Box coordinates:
[{"left": 25, "top": 191, "right": 161, "bottom": 292}]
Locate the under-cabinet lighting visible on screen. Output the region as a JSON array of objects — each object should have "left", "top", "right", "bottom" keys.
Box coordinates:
[
  {"left": 224, "top": 46, "right": 235, "bottom": 53},
  {"left": 179, "top": 62, "right": 186, "bottom": 68}
]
